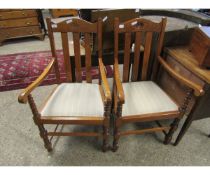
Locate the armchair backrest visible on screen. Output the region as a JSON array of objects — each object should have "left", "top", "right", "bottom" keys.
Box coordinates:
[
  {"left": 46, "top": 17, "right": 103, "bottom": 83},
  {"left": 114, "top": 17, "right": 167, "bottom": 82}
]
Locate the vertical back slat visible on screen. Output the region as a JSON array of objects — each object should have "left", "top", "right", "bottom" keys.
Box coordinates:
[
  {"left": 157, "top": 18, "right": 167, "bottom": 56},
  {"left": 73, "top": 32, "right": 82, "bottom": 82},
  {"left": 152, "top": 18, "right": 167, "bottom": 81},
  {"left": 46, "top": 18, "right": 60, "bottom": 83},
  {"left": 84, "top": 33, "right": 92, "bottom": 83},
  {"left": 132, "top": 32, "right": 141, "bottom": 81},
  {"left": 141, "top": 32, "right": 153, "bottom": 80},
  {"left": 97, "top": 18, "right": 102, "bottom": 85},
  {"left": 123, "top": 32, "right": 131, "bottom": 82},
  {"left": 97, "top": 18, "right": 103, "bottom": 58},
  {"left": 114, "top": 18, "right": 119, "bottom": 62},
  {"left": 61, "top": 32, "right": 72, "bottom": 82}
]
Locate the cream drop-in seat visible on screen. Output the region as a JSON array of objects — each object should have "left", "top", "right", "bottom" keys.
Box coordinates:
[
  {"left": 40, "top": 83, "right": 104, "bottom": 117},
  {"left": 122, "top": 81, "right": 178, "bottom": 117}
]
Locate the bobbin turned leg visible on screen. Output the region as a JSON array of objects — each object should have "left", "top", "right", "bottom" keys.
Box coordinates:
[
  {"left": 164, "top": 118, "right": 180, "bottom": 144},
  {"left": 113, "top": 123, "right": 120, "bottom": 152},
  {"left": 37, "top": 124, "right": 52, "bottom": 152},
  {"left": 102, "top": 125, "right": 109, "bottom": 152},
  {"left": 28, "top": 94, "right": 52, "bottom": 152},
  {"left": 113, "top": 103, "right": 122, "bottom": 152},
  {"left": 102, "top": 103, "right": 111, "bottom": 152}
]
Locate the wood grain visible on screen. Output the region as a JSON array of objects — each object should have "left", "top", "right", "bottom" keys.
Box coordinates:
[
  {"left": 158, "top": 55, "right": 204, "bottom": 96},
  {"left": 98, "top": 58, "right": 112, "bottom": 103},
  {"left": 46, "top": 18, "right": 61, "bottom": 83},
  {"left": 84, "top": 33, "right": 92, "bottom": 83},
  {"left": 141, "top": 31, "right": 152, "bottom": 80},
  {"left": 18, "top": 58, "right": 55, "bottom": 104},
  {"left": 73, "top": 32, "right": 82, "bottom": 82},
  {"left": 112, "top": 17, "right": 191, "bottom": 151},
  {"left": 61, "top": 32, "right": 72, "bottom": 82},
  {"left": 114, "top": 63, "right": 125, "bottom": 103},
  {"left": 131, "top": 32, "right": 141, "bottom": 81},
  {"left": 119, "top": 126, "right": 170, "bottom": 136},
  {"left": 0, "top": 9, "right": 44, "bottom": 46},
  {"left": 165, "top": 46, "right": 210, "bottom": 84},
  {"left": 123, "top": 32, "right": 131, "bottom": 82}
]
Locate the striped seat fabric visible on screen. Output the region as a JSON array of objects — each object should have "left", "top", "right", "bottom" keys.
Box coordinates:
[
  {"left": 40, "top": 83, "right": 104, "bottom": 117},
  {"left": 122, "top": 81, "right": 178, "bottom": 116}
]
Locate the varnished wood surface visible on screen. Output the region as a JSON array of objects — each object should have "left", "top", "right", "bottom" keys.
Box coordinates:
[
  {"left": 189, "top": 27, "right": 210, "bottom": 67},
  {"left": 122, "top": 111, "right": 180, "bottom": 123},
  {"left": 118, "top": 18, "right": 162, "bottom": 33},
  {"left": 161, "top": 43, "right": 210, "bottom": 145},
  {"left": 114, "top": 63, "right": 125, "bottom": 104},
  {"left": 119, "top": 126, "right": 170, "bottom": 136},
  {"left": 84, "top": 33, "right": 92, "bottom": 83},
  {"left": 0, "top": 26, "right": 43, "bottom": 40},
  {"left": 18, "top": 58, "right": 55, "bottom": 104},
  {"left": 123, "top": 32, "right": 131, "bottom": 82},
  {"left": 51, "top": 18, "right": 98, "bottom": 33},
  {"left": 114, "top": 17, "right": 166, "bottom": 83},
  {"left": 112, "top": 17, "right": 198, "bottom": 151},
  {"left": 91, "top": 9, "right": 139, "bottom": 32},
  {"left": 112, "top": 17, "right": 184, "bottom": 151},
  {"left": 50, "top": 9, "right": 78, "bottom": 18},
  {"left": 40, "top": 116, "right": 104, "bottom": 125},
  {"left": 47, "top": 132, "right": 101, "bottom": 137},
  {"left": 19, "top": 18, "right": 111, "bottom": 152},
  {"left": 73, "top": 32, "right": 82, "bottom": 82},
  {"left": 158, "top": 55, "right": 204, "bottom": 96},
  {"left": 164, "top": 46, "right": 210, "bottom": 84},
  {"left": 0, "top": 9, "right": 44, "bottom": 46},
  {"left": 141, "top": 32, "right": 152, "bottom": 80},
  {"left": 46, "top": 18, "right": 61, "bottom": 83},
  {"left": 61, "top": 32, "right": 72, "bottom": 82},
  {"left": 98, "top": 58, "right": 112, "bottom": 103},
  {"left": 0, "top": 17, "right": 39, "bottom": 28},
  {"left": 132, "top": 32, "right": 141, "bottom": 81},
  {"left": 0, "top": 10, "right": 37, "bottom": 20}
]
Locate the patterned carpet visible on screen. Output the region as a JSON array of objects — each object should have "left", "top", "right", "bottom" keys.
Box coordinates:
[{"left": 0, "top": 50, "right": 112, "bottom": 91}]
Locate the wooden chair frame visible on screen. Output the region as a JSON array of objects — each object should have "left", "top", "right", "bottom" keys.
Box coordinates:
[
  {"left": 112, "top": 17, "right": 204, "bottom": 151},
  {"left": 18, "top": 18, "right": 111, "bottom": 152}
]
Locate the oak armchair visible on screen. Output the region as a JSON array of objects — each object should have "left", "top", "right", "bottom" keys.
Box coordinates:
[
  {"left": 112, "top": 17, "right": 204, "bottom": 151},
  {"left": 18, "top": 18, "right": 111, "bottom": 152}
]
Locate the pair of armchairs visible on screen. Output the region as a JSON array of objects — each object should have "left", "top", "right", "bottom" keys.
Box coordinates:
[{"left": 18, "top": 17, "right": 204, "bottom": 152}]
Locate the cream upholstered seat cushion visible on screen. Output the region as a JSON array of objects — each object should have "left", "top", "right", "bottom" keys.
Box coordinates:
[
  {"left": 40, "top": 83, "right": 104, "bottom": 117},
  {"left": 122, "top": 81, "right": 178, "bottom": 116}
]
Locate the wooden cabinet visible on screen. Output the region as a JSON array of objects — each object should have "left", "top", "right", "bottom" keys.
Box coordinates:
[
  {"left": 0, "top": 9, "right": 44, "bottom": 46},
  {"left": 50, "top": 9, "right": 78, "bottom": 18},
  {"left": 189, "top": 27, "right": 210, "bottom": 68}
]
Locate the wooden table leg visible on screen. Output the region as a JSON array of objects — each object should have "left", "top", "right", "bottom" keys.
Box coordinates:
[{"left": 174, "top": 113, "right": 194, "bottom": 146}]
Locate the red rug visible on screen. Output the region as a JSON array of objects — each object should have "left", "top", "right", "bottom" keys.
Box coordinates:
[{"left": 0, "top": 50, "right": 113, "bottom": 91}]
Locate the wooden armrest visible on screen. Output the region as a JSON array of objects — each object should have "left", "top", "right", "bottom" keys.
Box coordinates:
[
  {"left": 114, "top": 61, "right": 125, "bottom": 103},
  {"left": 158, "top": 56, "right": 204, "bottom": 96},
  {"left": 98, "top": 58, "right": 111, "bottom": 103},
  {"left": 18, "top": 58, "right": 55, "bottom": 104}
]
